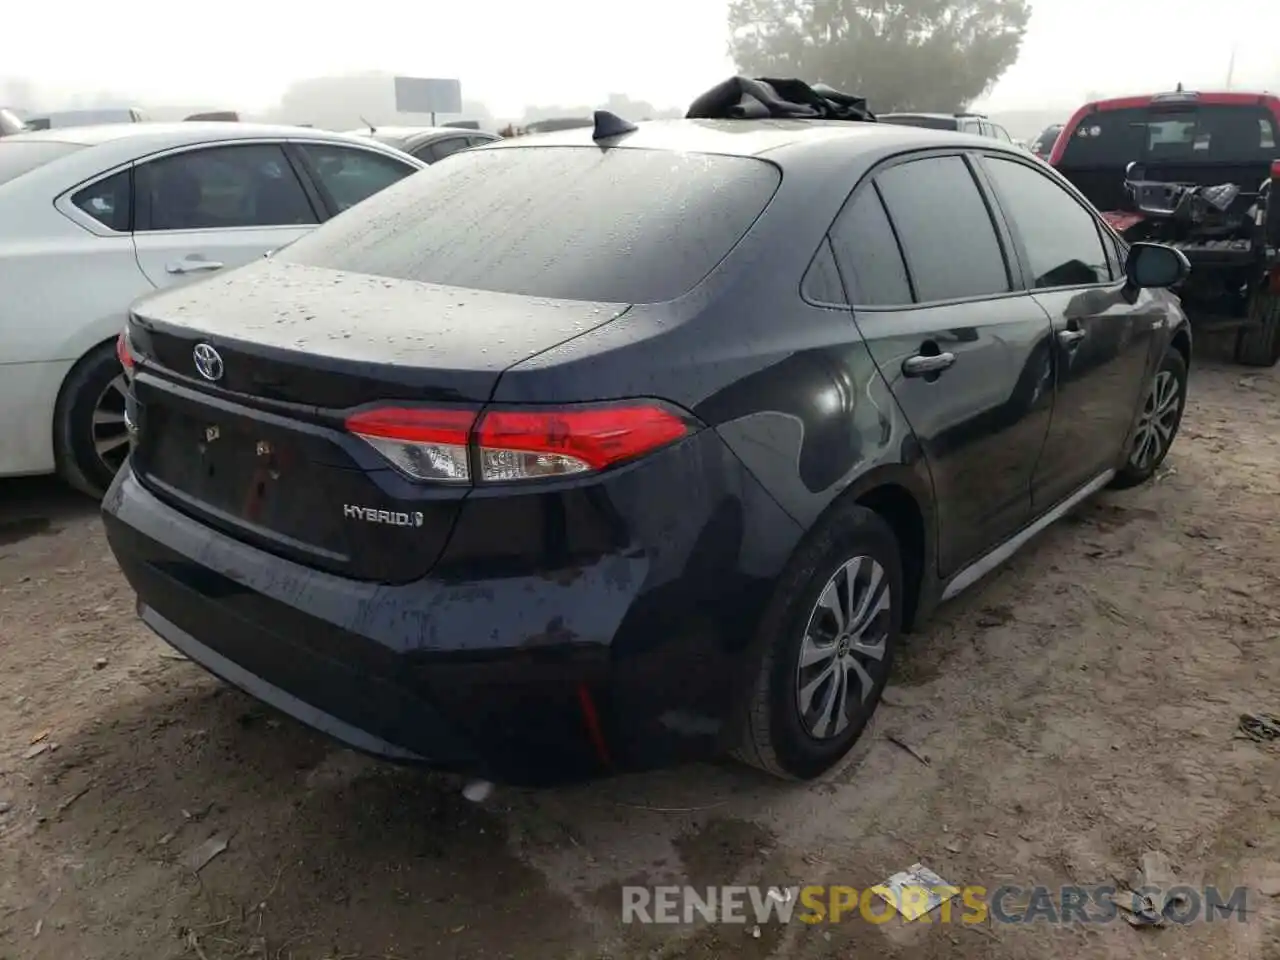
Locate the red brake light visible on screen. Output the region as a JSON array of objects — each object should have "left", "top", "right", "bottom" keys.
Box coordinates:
[
  {"left": 344, "top": 402, "right": 693, "bottom": 484},
  {"left": 1271, "top": 159, "right": 1280, "bottom": 181},
  {"left": 115, "top": 331, "right": 135, "bottom": 371},
  {"left": 476, "top": 404, "right": 691, "bottom": 481}
]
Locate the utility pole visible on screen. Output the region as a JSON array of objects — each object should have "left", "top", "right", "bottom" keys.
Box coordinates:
[{"left": 1225, "top": 43, "right": 1237, "bottom": 90}]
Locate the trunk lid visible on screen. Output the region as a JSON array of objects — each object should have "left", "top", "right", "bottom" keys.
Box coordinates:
[{"left": 126, "top": 259, "right": 628, "bottom": 583}]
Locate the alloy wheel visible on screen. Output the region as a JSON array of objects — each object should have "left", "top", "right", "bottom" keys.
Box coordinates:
[
  {"left": 1129, "top": 370, "right": 1181, "bottom": 471},
  {"left": 795, "top": 556, "right": 891, "bottom": 740},
  {"left": 92, "top": 373, "right": 131, "bottom": 477}
]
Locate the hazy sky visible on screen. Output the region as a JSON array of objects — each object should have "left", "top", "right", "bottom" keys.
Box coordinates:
[{"left": 5, "top": 0, "right": 1278, "bottom": 115}]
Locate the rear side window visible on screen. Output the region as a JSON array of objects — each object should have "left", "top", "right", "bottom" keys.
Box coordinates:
[
  {"left": 72, "top": 169, "right": 131, "bottom": 231},
  {"left": 278, "top": 146, "right": 782, "bottom": 303},
  {"left": 1061, "top": 104, "right": 1279, "bottom": 166},
  {"left": 873, "top": 155, "right": 1010, "bottom": 303},
  {"left": 828, "top": 186, "right": 912, "bottom": 306},
  {"left": 0, "top": 141, "right": 85, "bottom": 186}
]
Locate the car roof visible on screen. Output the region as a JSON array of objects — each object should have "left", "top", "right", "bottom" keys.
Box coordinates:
[
  {"left": 487, "top": 117, "right": 1009, "bottom": 165},
  {"left": 0, "top": 121, "right": 424, "bottom": 197},
  {"left": 8, "top": 121, "right": 365, "bottom": 149},
  {"left": 350, "top": 125, "right": 480, "bottom": 139},
  {"left": 879, "top": 112, "right": 960, "bottom": 121}
]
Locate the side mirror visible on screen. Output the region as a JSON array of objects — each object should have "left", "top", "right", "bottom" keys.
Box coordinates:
[{"left": 1125, "top": 242, "right": 1190, "bottom": 290}]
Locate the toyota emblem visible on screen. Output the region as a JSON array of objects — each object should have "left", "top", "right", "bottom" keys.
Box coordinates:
[{"left": 192, "top": 343, "right": 224, "bottom": 382}]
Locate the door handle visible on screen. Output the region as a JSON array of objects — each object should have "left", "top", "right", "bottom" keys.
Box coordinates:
[
  {"left": 902, "top": 352, "right": 956, "bottom": 377},
  {"left": 1057, "top": 329, "right": 1087, "bottom": 347},
  {"left": 166, "top": 258, "right": 224, "bottom": 275}
]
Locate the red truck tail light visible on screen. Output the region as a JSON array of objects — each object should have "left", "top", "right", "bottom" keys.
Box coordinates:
[{"left": 345, "top": 402, "right": 694, "bottom": 484}]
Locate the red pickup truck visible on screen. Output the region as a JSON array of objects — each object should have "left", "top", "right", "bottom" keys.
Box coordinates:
[{"left": 1051, "top": 89, "right": 1280, "bottom": 366}]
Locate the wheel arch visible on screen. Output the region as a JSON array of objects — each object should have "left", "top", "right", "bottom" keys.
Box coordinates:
[{"left": 801, "top": 464, "right": 937, "bottom": 633}]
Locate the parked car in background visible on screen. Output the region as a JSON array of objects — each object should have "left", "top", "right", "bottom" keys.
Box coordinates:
[
  {"left": 347, "top": 125, "right": 500, "bottom": 164},
  {"left": 0, "top": 122, "right": 425, "bottom": 496},
  {"left": 25, "top": 108, "right": 150, "bottom": 130},
  {"left": 878, "top": 111, "right": 1019, "bottom": 146},
  {"left": 523, "top": 117, "right": 594, "bottom": 134},
  {"left": 1051, "top": 88, "right": 1280, "bottom": 365},
  {"left": 1030, "top": 123, "right": 1063, "bottom": 159},
  {"left": 104, "top": 115, "right": 1191, "bottom": 787},
  {"left": 0, "top": 108, "right": 27, "bottom": 137}
]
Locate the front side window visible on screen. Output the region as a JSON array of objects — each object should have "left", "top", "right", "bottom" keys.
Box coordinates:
[
  {"left": 294, "top": 143, "right": 416, "bottom": 213},
  {"left": 983, "top": 156, "right": 1110, "bottom": 287},
  {"left": 873, "top": 155, "right": 1010, "bottom": 303},
  {"left": 136, "top": 143, "right": 316, "bottom": 231}
]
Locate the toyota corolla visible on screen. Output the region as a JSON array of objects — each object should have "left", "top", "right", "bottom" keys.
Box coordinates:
[{"left": 103, "top": 115, "right": 1192, "bottom": 785}]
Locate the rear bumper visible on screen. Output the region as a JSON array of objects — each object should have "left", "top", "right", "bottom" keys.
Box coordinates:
[{"left": 102, "top": 431, "right": 803, "bottom": 783}]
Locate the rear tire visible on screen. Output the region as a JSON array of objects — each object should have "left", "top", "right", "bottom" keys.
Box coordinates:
[
  {"left": 1233, "top": 289, "right": 1280, "bottom": 367},
  {"left": 54, "top": 341, "right": 130, "bottom": 499},
  {"left": 735, "top": 503, "right": 902, "bottom": 781},
  {"left": 1110, "top": 345, "right": 1187, "bottom": 490}
]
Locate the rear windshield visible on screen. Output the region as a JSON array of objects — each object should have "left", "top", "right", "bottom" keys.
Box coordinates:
[
  {"left": 879, "top": 115, "right": 956, "bottom": 131},
  {"left": 277, "top": 145, "right": 782, "bottom": 303},
  {"left": 0, "top": 140, "right": 84, "bottom": 185},
  {"left": 1060, "top": 104, "right": 1278, "bottom": 166}
]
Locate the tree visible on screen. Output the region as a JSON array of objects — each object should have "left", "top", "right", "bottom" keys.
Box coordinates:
[{"left": 727, "top": 0, "right": 1031, "bottom": 114}]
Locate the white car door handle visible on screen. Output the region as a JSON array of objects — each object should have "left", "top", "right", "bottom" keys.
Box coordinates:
[{"left": 166, "top": 258, "right": 224, "bottom": 275}]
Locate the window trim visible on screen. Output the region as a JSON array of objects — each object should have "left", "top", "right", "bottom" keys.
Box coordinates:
[{"left": 974, "top": 150, "right": 1120, "bottom": 292}]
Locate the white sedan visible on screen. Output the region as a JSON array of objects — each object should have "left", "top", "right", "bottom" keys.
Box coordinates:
[{"left": 0, "top": 122, "right": 425, "bottom": 495}]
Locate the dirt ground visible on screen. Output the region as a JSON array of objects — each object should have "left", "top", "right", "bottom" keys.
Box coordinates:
[{"left": 1, "top": 352, "right": 1278, "bottom": 960}]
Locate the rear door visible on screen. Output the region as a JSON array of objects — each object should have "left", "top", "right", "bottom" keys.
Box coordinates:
[
  {"left": 977, "top": 152, "right": 1160, "bottom": 510},
  {"left": 131, "top": 141, "right": 320, "bottom": 289},
  {"left": 831, "top": 152, "right": 1055, "bottom": 576}
]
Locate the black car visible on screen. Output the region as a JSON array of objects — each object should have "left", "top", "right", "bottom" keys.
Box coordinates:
[
  {"left": 350, "top": 125, "right": 501, "bottom": 164},
  {"left": 104, "top": 117, "right": 1192, "bottom": 786},
  {"left": 1031, "top": 123, "right": 1063, "bottom": 159}
]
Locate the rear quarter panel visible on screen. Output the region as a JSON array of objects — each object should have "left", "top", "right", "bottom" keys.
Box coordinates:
[{"left": 0, "top": 155, "right": 154, "bottom": 473}]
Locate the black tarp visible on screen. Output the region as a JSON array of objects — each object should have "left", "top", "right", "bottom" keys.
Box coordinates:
[{"left": 686, "top": 77, "right": 874, "bottom": 122}]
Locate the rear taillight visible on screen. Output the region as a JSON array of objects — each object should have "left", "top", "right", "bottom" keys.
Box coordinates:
[
  {"left": 1271, "top": 159, "right": 1280, "bottom": 182},
  {"left": 345, "top": 407, "right": 475, "bottom": 483},
  {"left": 345, "top": 401, "right": 694, "bottom": 484},
  {"left": 116, "top": 330, "right": 135, "bottom": 372}
]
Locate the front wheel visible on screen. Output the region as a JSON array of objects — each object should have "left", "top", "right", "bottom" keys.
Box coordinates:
[
  {"left": 1109, "top": 345, "right": 1187, "bottom": 490},
  {"left": 736, "top": 504, "right": 902, "bottom": 781}
]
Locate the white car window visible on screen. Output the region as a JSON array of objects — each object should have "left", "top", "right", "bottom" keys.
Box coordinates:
[{"left": 136, "top": 143, "right": 317, "bottom": 232}]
